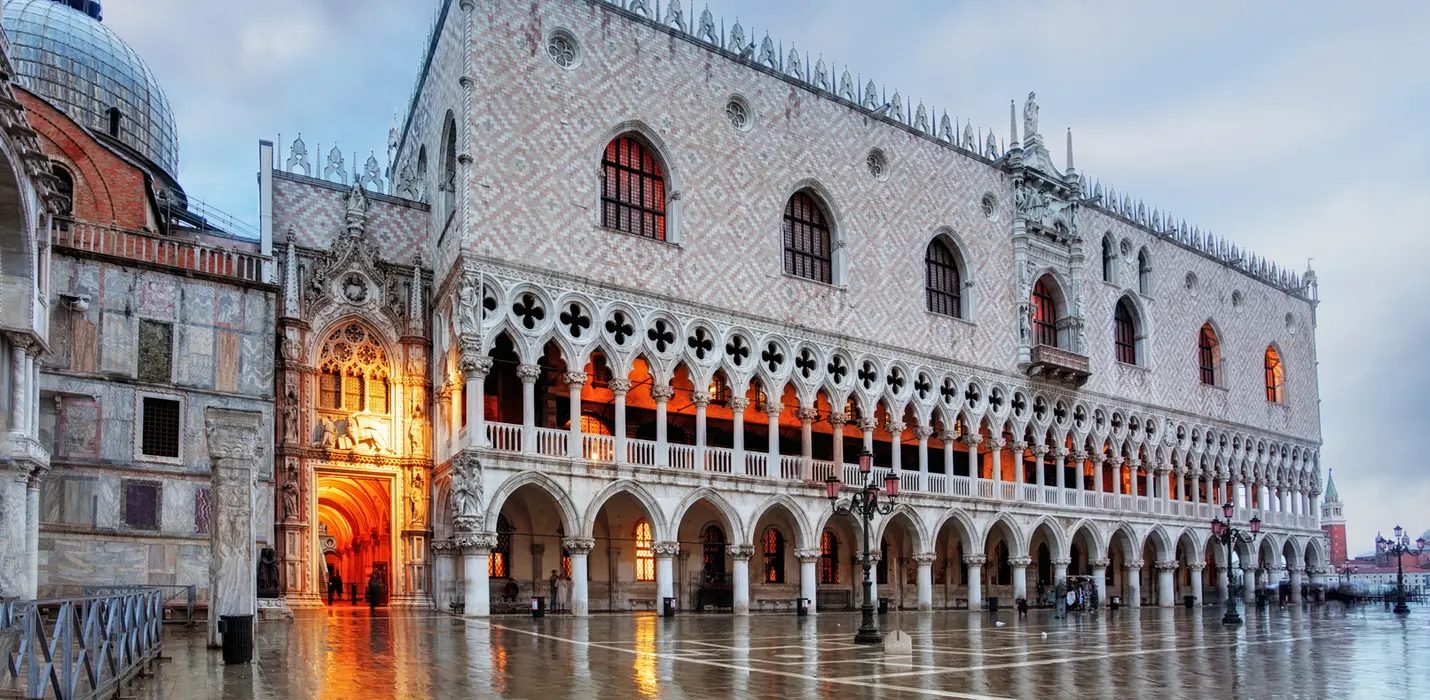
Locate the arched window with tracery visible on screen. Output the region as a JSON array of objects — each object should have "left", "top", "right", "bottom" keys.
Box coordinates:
[
  {"left": 1264, "top": 346, "right": 1285, "bottom": 403},
  {"left": 1032, "top": 278, "right": 1058, "bottom": 347},
  {"left": 318, "top": 322, "right": 391, "bottom": 414},
  {"left": 925, "top": 237, "right": 962, "bottom": 318},
  {"left": 634, "top": 519, "right": 655, "bottom": 582},
  {"left": 557, "top": 525, "right": 572, "bottom": 579},
  {"left": 1198, "top": 324, "right": 1220, "bottom": 386},
  {"left": 819, "top": 530, "right": 839, "bottom": 584},
  {"left": 701, "top": 524, "right": 726, "bottom": 582},
  {"left": 489, "top": 514, "right": 513, "bottom": 578},
  {"left": 441, "top": 112, "right": 457, "bottom": 220},
  {"left": 601, "top": 135, "right": 667, "bottom": 240},
  {"left": 783, "top": 191, "right": 833, "bottom": 284},
  {"left": 51, "top": 163, "right": 74, "bottom": 219},
  {"left": 1115, "top": 298, "right": 1138, "bottom": 365},
  {"left": 762, "top": 527, "right": 785, "bottom": 583},
  {"left": 1102, "top": 237, "right": 1116, "bottom": 283},
  {"left": 1137, "top": 249, "right": 1151, "bottom": 295}
]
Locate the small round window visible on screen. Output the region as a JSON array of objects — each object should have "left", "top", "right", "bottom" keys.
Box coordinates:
[
  {"left": 725, "top": 96, "right": 751, "bottom": 131},
  {"left": 546, "top": 29, "right": 581, "bottom": 70},
  {"left": 866, "top": 149, "right": 889, "bottom": 181},
  {"left": 980, "top": 193, "right": 999, "bottom": 221}
]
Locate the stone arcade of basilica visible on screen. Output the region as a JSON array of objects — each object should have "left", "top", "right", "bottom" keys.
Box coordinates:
[
  {"left": 260, "top": 0, "right": 1328, "bottom": 618},
  {"left": 4, "top": 0, "right": 1332, "bottom": 620}
]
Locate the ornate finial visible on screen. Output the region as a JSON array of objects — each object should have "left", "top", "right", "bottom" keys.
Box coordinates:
[{"left": 1065, "top": 128, "right": 1075, "bottom": 173}]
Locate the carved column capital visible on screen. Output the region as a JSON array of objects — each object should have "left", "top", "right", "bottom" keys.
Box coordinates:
[
  {"left": 562, "top": 537, "right": 596, "bottom": 555},
  {"left": 1187, "top": 562, "right": 1207, "bottom": 572},
  {"left": 607, "top": 378, "right": 632, "bottom": 395},
  {"left": 690, "top": 391, "right": 711, "bottom": 408},
  {"left": 1154, "top": 560, "right": 1180, "bottom": 572},
  {"left": 1030, "top": 445, "right": 1049, "bottom": 457},
  {"left": 651, "top": 541, "right": 680, "bottom": 558},
  {"left": 1123, "top": 561, "right": 1143, "bottom": 572},
  {"left": 885, "top": 421, "right": 906, "bottom": 436},
  {"left": 962, "top": 555, "right": 988, "bottom": 567},
  {"left": 794, "top": 548, "right": 821, "bottom": 564},
  {"left": 987, "top": 437, "right": 1007, "bottom": 450},
  {"left": 857, "top": 418, "right": 880, "bottom": 433},
  {"left": 826, "top": 411, "right": 849, "bottom": 426},
  {"left": 913, "top": 426, "right": 935, "bottom": 441},
  {"left": 727, "top": 396, "right": 750, "bottom": 411},
  {"left": 764, "top": 400, "right": 784, "bottom": 418},
  {"left": 1052, "top": 557, "right": 1072, "bottom": 567},
  {"left": 515, "top": 363, "right": 541, "bottom": 383},
  {"left": 650, "top": 385, "right": 675, "bottom": 403},
  {"left": 796, "top": 407, "right": 820, "bottom": 423},
  {"left": 1072, "top": 451, "right": 1089, "bottom": 461},
  {"left": 1087, "top": 558, "right": 1111, "bottom": 569},
  {"left": 454, "top": 532, "right": 498, "bottom": 555},
  {"left": 1008, "top": 556, "right": 1033, "bottom": 568},
  {"left": 911, "top": 552, "right": 937, "bottom": 565},
  {"left": 460, "top": 355, "right": 492, "bottom": 378},
  {"left": 563, "top": 371, "right": 588, "bottom": 388},
  {"left": 726, "top": 544, "right": 755, "bottom": 561},
  {"left": 938, "top": 430, "right": 958, "bottom": 443},
  {"left": 961, "top": 434, "right": 984, "bottom": 447},
  {"left": 1053, "top": 447, "right": 1070, "bottom": 459},
  {"left": 1011, "top": 441, "right": 1029, "bottom": 453}
]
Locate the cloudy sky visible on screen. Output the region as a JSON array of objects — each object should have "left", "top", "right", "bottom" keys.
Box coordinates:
[{"left": 103, "top": 0, "right": 1430, "bottom": 552}]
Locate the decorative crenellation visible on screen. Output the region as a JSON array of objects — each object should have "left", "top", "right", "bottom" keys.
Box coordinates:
[
  {"left": 1083, "top": 176, "right": 1316, "bottom": 299},
  {"left": 275, "top": 134, "right": 387, "bottom": 194}
]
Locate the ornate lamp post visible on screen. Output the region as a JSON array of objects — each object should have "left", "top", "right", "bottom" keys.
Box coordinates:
[
  {"left": 1210, "top": 502, "right": 1260, "bottom": 625},
  {"left": 825, "top": 449, "right": 900, "bottom": 644},
  {"left": 1375, "top": 525, "right": 1425, "bottom": 615}
]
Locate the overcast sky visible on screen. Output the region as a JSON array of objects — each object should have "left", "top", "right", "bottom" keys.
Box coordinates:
[{"left": 103, "top": 0, "right": 1430, "bottom": 553}]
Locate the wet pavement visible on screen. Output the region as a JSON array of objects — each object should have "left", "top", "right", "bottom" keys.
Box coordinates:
[{"left": 132, "top": 604, "right": 1426, "bottom": 699}]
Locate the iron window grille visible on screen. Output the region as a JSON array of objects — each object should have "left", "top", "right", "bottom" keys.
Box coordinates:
[
  {"left": 601, "top": 136, "right": 667, "bottom": 240},
  {"left": 783, "top": 192, "right": 833, "bottom": 283},
  {"left": 925, "top": 239, "right": 962, "bottom": 317}
]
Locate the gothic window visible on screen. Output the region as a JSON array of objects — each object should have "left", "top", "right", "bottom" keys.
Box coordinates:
[
  {"left": 1114, "top": 298, "right": 1139, "bottom": 365},
  {"left": 1198, "top": 324, "right": 1221, "bottom": 386},
  {"left": 702, "top": 525, "right": 726, "bottom": 582},
  {"left": 1264, "top": 346, "right": 1285, "bottom": 403},
  {"left": 1137, "top": 249, "right": 1152, "bottom": 295},
  {"left": 441, "top": 112, "right": 457, "bottom": 220},
  {"left": 995, "top": 541, "right": 1011, "bottom": 586},
  {"left": 634, "top": 519, "right": 655, "bottom": 582},
  {"left": 1037, "top": 543, "right": 1052, "bottom": 585},
  {"left": 925, "top": 238, "right": 962, "bottom": 318},
  {"left": 416, "top": 146, "right": 428, "bottom": 202},
  {"left": 820, "top": 530, "right": 839, "bottom": 584},
  {"left": 783, "top": 191, "right": 833, "bottom": 284},
  {"left": 52, "top": 163, "right": 73, "bottom": 218},
  {"left": 762, "top": 527, "right": 785, "bottom": 583},
  {"left": 1102, "top": 236, "right": 1115, "bottom": 283},
  {"left": 1032, "top": 279, "right": 1058, "bottom": 347},
  {"left": 601, "top": 135, "right": 667, "bottom": 240},
  {"left": 317, "top": 323, "right": 391, "bottom": 414},
  {"left": 489, "top": 514, "right": 513, "bottom": 578}
]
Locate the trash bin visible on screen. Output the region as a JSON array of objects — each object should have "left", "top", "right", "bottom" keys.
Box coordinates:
[
  {"left": 219, "top": 615, "right": 254, "bottom": 665},
  {"left": 877, "top": 598, "right": 889, "bottom": 615},
  {"left": 531, "top": 596, "right": 545, "bottom": 619},
  {"left": 796, "top": 598, "right": 809, "bottom": 617},
  {"left": 1110, "top": 596, "right": 1121, "bottom": 610},
  {"left": 987, "top": 597, "right": 999, "bottom": 613},
  {"left": 662, "top": 597, "right": 675, "bottom": 618},
  {"left": 1184, "top": 595, "right": 1196, "bottom": 609}
]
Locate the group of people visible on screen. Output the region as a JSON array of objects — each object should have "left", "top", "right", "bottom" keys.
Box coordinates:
[{"left": 325, "top": 564, "right": 388, "bottom": 610}]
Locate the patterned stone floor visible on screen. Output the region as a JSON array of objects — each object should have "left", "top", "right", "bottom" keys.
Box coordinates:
[{"left": 130, "top": 603, "right": 1425, "bottom": 699}]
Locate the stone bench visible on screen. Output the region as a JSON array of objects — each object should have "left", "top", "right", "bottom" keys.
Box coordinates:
[
  {"left": 628, "top": 598, "right": 656, "bottom": 611},
  {"left": 755, "top": 599, "right": 794, "bottom": 613}
]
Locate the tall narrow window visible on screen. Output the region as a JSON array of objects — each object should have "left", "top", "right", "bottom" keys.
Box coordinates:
[
  {"left": 1137, "top": 249, "right": 1151, "bottom": 295},
  {"left": 343, "top": 373, "right": 365, "bottom": 412},
  {"left": 1198, "top": 324, "right": 1220, "bottom": 386},
  {"left": 1114, "top": 299, "right": 1138, "bottom": 365},
  {"left": 925, "top": 238, "right": 962, "bottom": 318},
  {"left": 51, "top": 163, "right": 74, "bottom": 219},
  {"left": 489, "top": 514, "right": 512, "bottom": 578},
  {"left": 783, "top": 191, "right": 833, "bottom": 283},
  {"left": 1032, "top": 279, "right": 1058, "bottom": 347},
  {"left": 106, "top": 107, "right": 121, "bottom": 137},
  {"left": 442, "top": 113, "right": 457, "bottom": 219},
  {"left": 1264, "top": 346, "right": 1284, "bottom": 403},
  {"left": 601, "top": 135, "right": 666, "bottom": 240},
  {"left": 369, "top": 378, "right": 389, "bottom": 415},
  {"left": 877, "top": 537, "right": 890, "bottom": 585},
  {"left": 634, "top": 519, "right": 655, "bottom": 582},
  {"left": 320, "top": 371, "right": 342, "bottom": 409},
  {"left": 1102, "top": 237, "right": 1115, "bottom": 283},
  {"left": 819, "top": 530, "right": 839, "bottom": 584},
  {"left": 762, "top": 528, "right": 785, "bottom": 583},
  {"left": 701, "top": 525, "right": 726, "bottom": 582}
]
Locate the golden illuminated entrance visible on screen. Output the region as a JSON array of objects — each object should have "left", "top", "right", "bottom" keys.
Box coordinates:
[{"left": 315, "top": 472, "right": 394, "bottom": 603}]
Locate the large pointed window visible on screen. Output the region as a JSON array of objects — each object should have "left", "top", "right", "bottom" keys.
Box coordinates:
[
  {"left": 701, "top": 525, "right": 727, "bottom": 582},
  {"left": 634, "top": 519, "right": 655, "bottom": 582},
  {"left": 1137, "top": 249, "right": 1152, "bottom": 295},
  {"left": 489, "top": 514, "right": 513, "bottom": 578},
  {"left": 925, "top": 238, "right": 962, "bottom": 318},
  {"left": 783, "top": 191, "right": 833, "bottom": 284},
  {"left": 601, "top": 135, "right": 667, "bottom": 240},
  {"left": 441, "top": 112, "right": 457, "bottom": 220},
  {"left": 1032, "top": 279, "right": 1058, "bottom": 347},
  {"left": 819, "top": 530, "right": 839, "bottom": 584},
  {"left": 317, "top": 323, "right": 391, "bottom": 414},
  {"left": 762, "top": 527, "right": 785, "bottom": 583},
  {"left": 1114, "top": 298, "right": 1139, "bottom": 365},
  {"left": 1264, "top": 346, "right": 1285, "bottom": 403},
  {"left": 1102, "top": 236, "right": 1116, "bottom": 283},
  {"left": 1198, "top": 324, "right": 1221, "bottom": 386}
]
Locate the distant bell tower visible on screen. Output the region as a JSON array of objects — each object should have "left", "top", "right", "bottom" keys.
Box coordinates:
[{"left": 1320, "top": 469, "right": 1347, "bottom": 566}]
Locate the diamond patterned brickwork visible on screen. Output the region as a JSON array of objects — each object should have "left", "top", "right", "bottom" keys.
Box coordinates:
[{"left": 273, "top": 172, "right": 431, "bottom": 262}]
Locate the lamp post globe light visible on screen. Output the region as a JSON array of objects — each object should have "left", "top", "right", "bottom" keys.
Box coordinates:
[
  {"left": 1375, "top": 525, "right": 1425, "bottom": 615},
  {"left": 826, "top": 449, "right": 900, "bottom": 644},
  {"left": 1210, "top": 502, "right": 1261, "bottom": 625}
]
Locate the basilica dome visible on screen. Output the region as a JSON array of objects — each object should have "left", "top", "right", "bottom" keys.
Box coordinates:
[{"left": 2, "top": 0, "right": 179, "bottom": 180}]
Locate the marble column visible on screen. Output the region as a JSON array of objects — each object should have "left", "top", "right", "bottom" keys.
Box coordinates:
[
  {"left": 1010, "top": 556, "right": 1031, "bottom": 602},
  {"left": 913, "top": 553, "right": 935, "bottom": 611},
  {"left": 1242, "top": 565, "right": 1257, "bottom": 604},
  {"left": 609, "top": 379, "right": 630, "bottom": 463},
  {"left": 692, "top": 391, "right": 711, "bottom": 469},
  {"left": 964, "top": 556, "right": 985, "bottom": 609},
  {"left": 516, "top": 364, "right": 540, "bottom": 454},
  {"left": 940, "top": 430, "right": 957, "bottom": 476},
  {"left": 797, "top": 408, "right": 819, "bottom": 480},
  {"left": 1010, "top": 442, "right": 1027, "bottom": 485},
  {"left": 652, "top": 385, "right": 673, "bottom": 467},
  {"left": 765, "top": 401, "right": 782, "bottom": 464},
  {"left": 1053, "top": 557, "right": 1070, "bottom": 587},
  {"left": 203, "top": 408, "right": 263, "bottom": 648},
  {"left": 1217, "top": 566, "right": 1229, "bottom": 603},
  {"left": 1188, "top": 563, "right": 1205, "bottom": 605},
  {"left": 729, "top": 545, "right": 754, "bottom": 615},
  {"left": 988, "top": 437, "right": 1005, "bottom": 485},
  {"left": 1124, "top": 563, "right": 1142, "bottom": 607},
  {"left": 464, "top": 357, "right": 492, "bottom": 448},
  {"left": 796, "top": 548, "right": 819, "bottom": 614},
  {"left": 887, "top": 421, "right": 906, "bottom": 473},
  {"left": 729, "top": 397, "right": 749, "bottom": 473},
  {"left": 1155, "top": 561, "right": 1177, "bottom": 607},
  {"left": 914, "top": 427, "right": 933, "bottom": 487},
  {"left": 859, "top": 417, "right": 877, "bottom": 454},
  {"left": 654, "top": 542, "right": 678, "bottom": 608},
  {"left": 24, "top": 468, "right": 44, "bottom": 599},
  {"left": 1089, "top": 559, "right": 1109, "bottom": 607},
  {"left": 1093, "top": 454, "right": 1106, "bottom": 495},
  {"left": 1055, "top": 448, "right": 1068, "bottom": 490},
  {"left": 1031, "top": 445, "right": 1047, "bottom": 486},
  {"left": 0, "top": 470, "right": 29, "bottom": 598},
  {"left": 827, "top": 413, "right": 848, "bottom": 469},
  {"left": 7, "top": 334, "right": 29, "bottom": 434},
  {"left": 1289, "top": 566, "right": 1304, "bottom": 603},
  {"left": 564, "top": 538, "right": 594, "bottom": 616},
  {"left": 1074, "top": 451, "right": 1088, "bottom": 494},
  {"left": 565, "top": 371, "right": 587, "bottom": 458},
  {"left": 963, "top": 435, "right": 983, "bottom": 479},
  {"left": 460, "top": 533, "right": 496, "bottom": 617}
]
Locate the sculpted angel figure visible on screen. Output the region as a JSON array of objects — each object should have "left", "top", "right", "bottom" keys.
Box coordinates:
[{"left": 1023, "top": 91, "right": 1039, "bottom": 138}]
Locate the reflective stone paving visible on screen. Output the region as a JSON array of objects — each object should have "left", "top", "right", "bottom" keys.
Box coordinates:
[{"left": 132, "top": 604, "right": 1426, "bottom": 699}]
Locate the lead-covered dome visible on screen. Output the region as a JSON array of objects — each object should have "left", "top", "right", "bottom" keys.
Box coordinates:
[{"left": 2, "top": 0, "right": 178, "bottom": 180}]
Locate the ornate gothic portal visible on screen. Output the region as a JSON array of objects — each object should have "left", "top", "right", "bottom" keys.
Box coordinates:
[{"left": 274, "top": 181, "right": 433, "bottom": 608}]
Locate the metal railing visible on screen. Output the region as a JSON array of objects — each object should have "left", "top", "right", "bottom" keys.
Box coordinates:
[
  {"left": 52, "top": 218, "right": 270, "bottom": 283},
  {"left": 80, "top": 585, "right": 196, "bottom": 626},
  {"left": 1, "top": 589, "right": 164, "bottom": 700}
]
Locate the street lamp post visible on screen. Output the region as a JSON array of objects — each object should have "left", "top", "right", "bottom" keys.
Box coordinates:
[
  {"left": 826, "top": 449, "right": 901, "bottom": 644},
  {"left": 1210, "top": 502, "right": 1261, "bottom": 625},
  {"left": 1375, "top": 525, "right": 1425, "bottom": 615}
]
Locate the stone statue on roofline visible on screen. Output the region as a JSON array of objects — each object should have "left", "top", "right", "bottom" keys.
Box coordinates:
[{"left": 1023, "top": 91, "right": 1039, "bottom": 139}]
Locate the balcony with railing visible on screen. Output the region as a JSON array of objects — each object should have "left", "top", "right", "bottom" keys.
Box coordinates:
[
  {"left": 51, "top": 218, "right": 271, "bottom": 285},
  {"left": 1025, "top": 344, "right": 1092, "bottom": 386}
]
